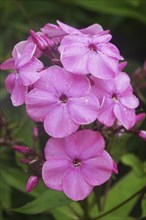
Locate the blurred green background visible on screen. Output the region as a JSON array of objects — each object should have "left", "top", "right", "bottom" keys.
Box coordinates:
[{"left": 0, "top": 0, "right": 146, "bottom": 220}]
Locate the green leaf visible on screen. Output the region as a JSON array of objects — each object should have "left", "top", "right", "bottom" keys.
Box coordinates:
[
  {"left": 14, "top": 190, "right": 71, "bottom": 214},
  {"left": 1, "top": 98, "right": 34, "bottom": 146},
  {"left": 102, "top": 172, "right": 146, "bottom": 219},
  {"left": 51, "top": 202, "right": 83, "bottom": 220},
  {"left": 110, "top": 134, "right": 131, "bottom": 162},
  {"left": 1, "top": 167, "right": 45, "bottom": 198},
  {"left": 141, "top": 193, "right": 146, "bottom": 218},
  {"left": 121, "top": 153, "right": 145, "bottom": 177},
  {"left": 0, "top": 178, "right": 11, "bottom": 210},
  {"left": 63, "top": 0, "right": 146, "bottom": 23}
]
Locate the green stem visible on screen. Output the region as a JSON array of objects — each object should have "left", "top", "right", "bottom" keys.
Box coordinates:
[
  {"left": 79, "top": 198, "right": 91, "bottom": 220},
  {"left": 67, "top": 204, "right": 82, "bottom": 219},
  {"left": 100, "top": 180, "right": 111, "bottom": 211},
  {"left": 91, "top": 186, "right": 146, "bottom": 220}
]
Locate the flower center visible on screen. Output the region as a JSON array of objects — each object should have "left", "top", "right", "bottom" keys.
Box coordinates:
[
  {"left": 112, "top": 93, "right": 118, "bottom": 102},
  {"left": 73, "top": 158, "right": 81, "bottom": 167},
  {"left": 59, "top": 94, "right": 68, "bottom": 103},
  {"left": 88, "top": 43, "right": 97, "bottom": 52}
]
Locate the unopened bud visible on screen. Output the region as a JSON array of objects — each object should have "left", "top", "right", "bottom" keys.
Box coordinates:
[
  {"left": 19, "top": 158, "right": 30, "bottom": 164},
  {"left": 138, "top": 130, "right": 146, "bottom": 141},
  {"left": 33, "top": 125, "right": 38, "bottom": 138},
  {"left": 113, "top": 160, "right": 118, "bottom": 174},
  {"left": 135, "top": 113, "right": 146, "bottom": 124},
  {"left": 26, "top": 175, "right": 39, "bottom": 192},
  {"left": 13, "top": 145, "right": 30, "bottom": 155},
  {"left": 119, "top": 61, "right": 127, "bottom": 71},
  {"left": 30, "top": 30, "right": 52, "bottom": 51}
]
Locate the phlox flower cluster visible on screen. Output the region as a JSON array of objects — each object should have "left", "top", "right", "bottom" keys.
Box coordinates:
[{"left": 1, "top": 20, "right": 140, "bottom": 201}]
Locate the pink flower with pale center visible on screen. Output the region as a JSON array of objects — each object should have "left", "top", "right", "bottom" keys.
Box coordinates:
[
  {"left": 91, "top": 72, "right": 139, "bottom": 129},
  {"left": 0, "top": 41, "right": 43, "bottom": 106},
  {"left": 42, "top": 130, "right": 116, "bottom": 201},
  {"left": 59, "top": 31, "right": 123, "bottom": 79},
  {"left": 25, "top": 66, "right": 99, "bottom": 138}
]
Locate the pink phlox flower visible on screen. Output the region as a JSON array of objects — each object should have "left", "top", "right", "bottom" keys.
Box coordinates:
[
  {"left": 91, "top": 71, "right": 139, "bottom": 129},
  {"left": 59, "top": 31, "right": 123, "bottom": 79},
  {"left": 42, "top": 130, "right": 116, "bottom": 201},
  {"left": 0, "top": 41, "right": 43, "bottom": 106},
  {"left": 25, "top": 66, "right": 100, "bottom": 138}
]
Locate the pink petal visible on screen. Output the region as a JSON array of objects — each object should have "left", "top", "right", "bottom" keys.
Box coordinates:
[
  {"left": 115, "top": 72, "right": 130, "bottom": 93},
  {"left": 16, "top": 42, "right": 36, "bottom": 68},
  {"left": 59, "top": 34, "right": 88, "bottom": 52},
  {"left": 42, "top": 159, "right": 70, "bottom": 191},
  {"left": 113, "top": 103, "right": 136, "bottom": 129},
  {"left": 26, "top": 88, "right": 57, "bottom": 121},
  {"left": 62, "top": 168, "right": 93, "bottom": 201},
  {"left": 97, "top": 97, "right": 115, "bottom": 127},
  {"left": 80, "top": 23, "right": 103, "bottom": 35},
  {"left": 37, "top": 66, "right": 89, "bottom": 96},
  {"left": 119, "top": 94, "right": 139, "bottom": 109},
  {"left": 41, "top": 23, "right": 66, "bottom": 38},
  {"left": 12, "top": 41, "right": 26, "bottom": 62},
  {"left": 33, "top": 68, "right": 58, "bottom": 95},
  {"left": 19, "top": 58, "right": 43, "bottom": 86},
  {"left": 91, "top": 76, "right": 114, "bottom": 101},
  {"left": 60, "top": 46, "right": 89, "bottom": 74},
  {"left": 97, "top": 43, "right": 123, "bottom": 60},
  {"left": 81, "top": 151, "right": 113, "bottom": 186},
  {"left": 88, "top": 53, "right": 118, "bottom": 79},
  {"left": 67, "top": 75, "right": 90, "bottom": 97},
  {"left": 57, "top": 20, "right": 80, "bottom": 34},
  {"left": 5, "top": 73, "right": 16, "bottom": 93},
  {"left": 44, "top": 137, "right": 72, "bottom": 160},
  {"left": 92, "top": 33, "right": 112, "bottom": 43},
  {"left": 65, "top": 129, "right": 105, "bottom": 160},
  {"left": 11, "top": 77, "right": 27, "bottom": 106},
  {"left": 44, "top": 105, "right": 79, "bottom": 138},
  {"left": 47, "top": 66, "right": 84, "bottom": 93},
  {"left": 68, "top": 94, "right": 99, "bottom": 124},
  {"left": 0, "top": 58, "right": 15, "bottom": 70}
]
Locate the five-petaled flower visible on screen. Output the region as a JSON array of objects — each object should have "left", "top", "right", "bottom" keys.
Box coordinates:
[
  {"left": 26, "top": 65, "right": 100, "bottom": 138},
  {"left": 59, "top": 30, "right": 123, "bottom": 79},
  {"left": 42, "top": 130, "right": 116, "bottom": 201},
  {"left": 0, "top": 41, "right": 43, "bottom": 106},
  {"left": 91, "top": 71, "right": 139, "bottom": 129}
]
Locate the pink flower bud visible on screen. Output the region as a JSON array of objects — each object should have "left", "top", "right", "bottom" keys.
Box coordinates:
[
  {"left": 135, "top": 113, "right": 146, "bottom": 124},
  {"left": 30, "top": 30, "right": 52, "bottom": 51},
  {"left": 19, "top": 158, "right": 30, "bottom": 164},
  {"left": 13, "top": 145, "right": 30, "bottom": 154},
  {"left": 138, "top": 130, "right": 146, "bottom": 141},
  {"left": 26, "top": 176, "right": 39, "bottom": 192},
  {"left": 119, "top": 61, "right": 127, "bottom": 71},
  {"left": 113, "top": 160, "right": 118, "bottom": 174},
  {"left": 33, "top": 125, "right": 38, "bottom": 138}
]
